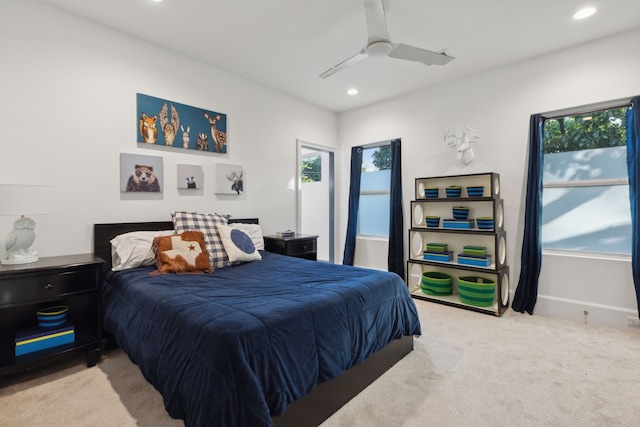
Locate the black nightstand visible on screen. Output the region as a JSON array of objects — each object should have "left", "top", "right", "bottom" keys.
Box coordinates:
[
  {"left": 0, "top": 254, "right": 104, "bottom": 378},
  {"left": 264, "top": 234, "right": 319, "bottom": 261}
]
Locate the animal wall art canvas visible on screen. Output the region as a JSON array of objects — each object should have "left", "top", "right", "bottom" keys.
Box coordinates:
[
  {"left": 215, "top": 163, "right": 244, "bottom": 195},
  {"left": 137, "top": 93, "right": 228, "bottom": 154},
  {"left": 177, "top": 164, "right": 204, "bottom": 190},
  {"left": 120, "top": 153, "right": 164, "bottom": 193}
]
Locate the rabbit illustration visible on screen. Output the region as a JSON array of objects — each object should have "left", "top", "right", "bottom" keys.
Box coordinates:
[{"left": 181, "top": 125, "right": 190, "bottom": 149}]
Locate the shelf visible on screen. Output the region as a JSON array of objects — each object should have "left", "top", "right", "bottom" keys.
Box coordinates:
[
  {"left": 411, "top": 199, "right": 504, "bottom": 232},
  {"left": 409, "top": 229, "right": 507, "bottom": 271},
  {"left": 407, "top": 262, "right": 509, "bottom": 316},
  {"left": 409, "top": 287, "right": 502, "bottom": 315},
  {"left": 407, "top": 172, "right": 509, "bottom": 316},
  {"left": 415, "top": 172, "right": 500, "bottom": 200}
]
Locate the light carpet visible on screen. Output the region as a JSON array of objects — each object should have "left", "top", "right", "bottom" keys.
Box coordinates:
[{"left": 1, "top": 300, "right": 639, "bottom": 426}]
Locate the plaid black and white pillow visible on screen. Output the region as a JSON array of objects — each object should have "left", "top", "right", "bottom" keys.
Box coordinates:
[{"left": 171, "top": 211, "right": 229, "bottom": 268}]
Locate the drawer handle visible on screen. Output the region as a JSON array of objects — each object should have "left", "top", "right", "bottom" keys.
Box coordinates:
[{"left": 44, "top": 283, "right": 53, "bottom": 290}]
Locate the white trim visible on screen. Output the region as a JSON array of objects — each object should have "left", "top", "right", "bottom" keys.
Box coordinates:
[
  {"left": 360, "top": 189, "right": 390, "bottom": 195},
  {"left": 541, "top": 97, "right": 631, "bottom": 119},
  {"left": 543, "top": 178, "right": 629, "bottom": 188},
  {"left": 542, "top": 249, "right": 631, "bottom": 262}
]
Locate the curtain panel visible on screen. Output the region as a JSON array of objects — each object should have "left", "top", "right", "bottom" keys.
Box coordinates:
[
  {"left": 342, "top": 146, "right": 363, "bottom": 265},
  {"left": 512, "top": 114, "right": 544, "bottom": 314},
  {"left": 626, "top": 97, "right": 640, "bottom": 312},
  {"left": 388, "top": 139, "right": 404, "bottom": 278}
]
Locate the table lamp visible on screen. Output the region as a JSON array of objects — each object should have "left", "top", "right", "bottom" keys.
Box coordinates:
[{"left": 0, "top": 184, "right": 57, "bottom": 265}]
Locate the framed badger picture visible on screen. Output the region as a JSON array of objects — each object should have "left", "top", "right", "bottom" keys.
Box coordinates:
[
  {"left": 177, "top": 164, "right": 204, "bottom": 190},
  {"left": 137, "top": 93, "right": 228, "bottom": 154},
  {"left": 120, "top": 153, "right": 164, "bottom": 193}
]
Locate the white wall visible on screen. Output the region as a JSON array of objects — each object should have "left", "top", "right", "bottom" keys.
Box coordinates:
[
  {"left": 0, "top": 0, "right": 338, "bottom": 258},
  {"left": 338, "top": 28, "right": 640, "bottom": 328}
]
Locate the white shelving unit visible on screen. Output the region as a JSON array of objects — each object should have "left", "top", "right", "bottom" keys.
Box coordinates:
[{"left": 407, "top": 172, "right": 509, "bottom": 316}]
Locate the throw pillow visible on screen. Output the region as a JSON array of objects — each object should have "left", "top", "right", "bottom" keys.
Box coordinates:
[
  {"left": 152, "top": 231, "right": 213, "bottom": 274},
  {"left": 228, "top": 223, "right": 265, "bottom": 250},
  {"left": 172, "top": 211, "right": 229, "bottom": 268},
  {"left": 217, "top": 224, "right": 262, "bottom": 265}
]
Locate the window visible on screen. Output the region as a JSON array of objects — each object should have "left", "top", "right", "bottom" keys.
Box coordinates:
[
  {"left": 300, "top": 154, "right": 321, "bottom": 183},
  {"left": 542, "top": 106, "right": 630, "bottom": 255},
  {"left": 358, "top": 144, "right": 391, "bottom": 237}
]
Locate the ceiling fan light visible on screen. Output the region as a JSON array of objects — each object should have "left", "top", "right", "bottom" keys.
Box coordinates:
[{"left": 367, "top": 41, "right": 393, "bottom": 57}]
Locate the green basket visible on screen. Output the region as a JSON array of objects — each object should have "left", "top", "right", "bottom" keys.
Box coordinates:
[
  {"left": 457, "top": 276, "right": 496, "bottom": 307},
  {"left": 421, "top": 271, "right": 453, "bottom": 296}
]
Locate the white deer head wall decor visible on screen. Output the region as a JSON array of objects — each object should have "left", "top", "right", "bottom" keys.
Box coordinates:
[{"left": 445, "top": 126, "right": 479, "bottom": 166}]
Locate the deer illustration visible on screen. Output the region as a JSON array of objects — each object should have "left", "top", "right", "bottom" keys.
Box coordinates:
[{"left": 204, "top": 112, "right": 227, "bottom": 153}]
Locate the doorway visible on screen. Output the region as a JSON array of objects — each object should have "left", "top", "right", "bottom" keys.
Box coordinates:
[{"left": 297, "top": 140, "right": 335, "bottom": 263}]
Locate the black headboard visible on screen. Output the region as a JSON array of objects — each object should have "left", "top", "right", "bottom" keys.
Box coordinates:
[{"left": 93, "top": 218, "right": 259, "bottom": 277}]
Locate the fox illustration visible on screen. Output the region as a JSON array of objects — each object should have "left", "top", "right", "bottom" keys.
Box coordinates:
[{"left": 139, "top": 113, "right": 158, "bottom": 144}]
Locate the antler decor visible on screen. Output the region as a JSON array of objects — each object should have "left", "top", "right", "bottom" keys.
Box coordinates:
[{"left": 445, "top": 126, "right": 479, "bottom": 165}]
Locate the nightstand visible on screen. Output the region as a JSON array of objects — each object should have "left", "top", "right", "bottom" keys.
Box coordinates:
[
  {"left": 0, "top": 254, "right": 104, "bottom": 378},
  {"left": 264, "top": 234, "right": 318, "bottom": 261}
]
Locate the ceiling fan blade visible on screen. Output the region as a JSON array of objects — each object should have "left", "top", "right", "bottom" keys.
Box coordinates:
[
  {"left": 364, "top": 0, "right": 390, "bottom": 44},
  {"left": 388, "top": 43, "right": 455, "bottom": 66},
  {"left": 319, "top": 49, "right": 368, "bottom": 79}
]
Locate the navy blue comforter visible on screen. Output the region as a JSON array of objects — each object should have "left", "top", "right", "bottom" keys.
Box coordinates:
[{"left": 102, "top": 251, "right": 421, "bottom": 427}]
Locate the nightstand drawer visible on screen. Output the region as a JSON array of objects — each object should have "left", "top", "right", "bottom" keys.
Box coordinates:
[
  {"left": 0, "top": 269, "right": 98, "bottom": 306},
  {"left": 286, "top": 239, "right": 316, "bottom": 255}
]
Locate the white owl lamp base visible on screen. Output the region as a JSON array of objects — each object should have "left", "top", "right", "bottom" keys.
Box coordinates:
[
  {"left": 2, "top": 216, "right": 39, "bottom": 265},
  {"left": 2, "top": 249, "right": 39, "bottom": 265}
]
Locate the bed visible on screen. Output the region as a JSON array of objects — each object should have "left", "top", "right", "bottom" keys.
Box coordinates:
[{"left": 94, "top": 219, "right": 421, "bottom": 427}]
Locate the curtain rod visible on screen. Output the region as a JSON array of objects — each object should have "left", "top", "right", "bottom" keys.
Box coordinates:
[{"left": 541, "top": 96, "right": 633, "bottom": 119}]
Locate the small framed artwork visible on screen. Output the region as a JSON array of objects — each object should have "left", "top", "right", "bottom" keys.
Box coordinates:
[
  {"left": 137, "top": 93, "right": 228, "bottom": 153},
  {"left": 215, "top": 163, "right": 244, "bottom": 195},
  {"left": 177, "top": 164, "right": 204, "bottom": 190},
  {"left": 120, "top": 153, "right": 164, "bottom": 193}
]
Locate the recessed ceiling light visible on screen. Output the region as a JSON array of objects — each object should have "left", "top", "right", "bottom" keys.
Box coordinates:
[
  {"left": 347, "top": 88, "right": 358, "bottom": 96},
  {"left": 573, "top": 7, "right": 596, "bottom": 20}
]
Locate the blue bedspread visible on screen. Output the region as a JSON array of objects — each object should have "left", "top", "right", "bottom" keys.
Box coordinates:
[{"left": 102, "top": 251, "right": 421, "bottom": 426}]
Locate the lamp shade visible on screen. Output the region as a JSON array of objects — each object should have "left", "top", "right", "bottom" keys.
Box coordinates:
[{"left": 0, "top": 184, "right": 58, "bottom": 216}]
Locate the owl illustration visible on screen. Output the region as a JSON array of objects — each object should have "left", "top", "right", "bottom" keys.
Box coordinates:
[
  {"left": 159, "top": 102, "right": 180, "bottom": 146},
  {"left": 5, "top": 216, "right": 36, "bottom": 258}
]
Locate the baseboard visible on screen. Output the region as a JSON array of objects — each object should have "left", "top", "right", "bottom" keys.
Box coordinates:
[{"left": 528, "top": 293, "right": 639, "bottom": 329}]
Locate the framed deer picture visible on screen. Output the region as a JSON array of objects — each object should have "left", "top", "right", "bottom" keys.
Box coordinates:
[
  {"left": 215, "top": 163, "right": 244, "bottom": 195},
  {"left": 137, "top": 93, "right": 228, "bottom": 154}
]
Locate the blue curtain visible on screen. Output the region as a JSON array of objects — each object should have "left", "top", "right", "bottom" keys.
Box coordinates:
[
  {"left": 343, "top": 146, "right": 363, "bottom": 265},
  {"left": 388, "top": 139, "right": 404, "bottom": 278},
  {"left": 627, "top": 97, "right": 640, "bottom": 312},
  {"left": 512, "top": 114, "right": 544, "bottom": 314}
]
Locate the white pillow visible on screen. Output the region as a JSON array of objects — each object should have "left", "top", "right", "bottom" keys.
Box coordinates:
[
  {"left": 216, "top": 224, "right": 262, "bottom": 265},
  {"left": 110, "top": 230, "right": 175, "bottom": 271},
  {"left": 229, "top": 223, "right": 265, "bottom": 250}
]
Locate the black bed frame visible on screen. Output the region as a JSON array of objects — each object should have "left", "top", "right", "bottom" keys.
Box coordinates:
[{"left": 93, "top": 220, "right": 413, "bottom": 427}]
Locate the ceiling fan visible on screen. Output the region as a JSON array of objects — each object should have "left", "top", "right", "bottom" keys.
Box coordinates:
[{"left": 319, "top": 0, "right": 454, "bottom": 79}]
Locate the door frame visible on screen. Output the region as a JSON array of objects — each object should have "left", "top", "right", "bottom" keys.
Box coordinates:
[{"left": 296, "top": 139, "right": 336, "bottom": 263}]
